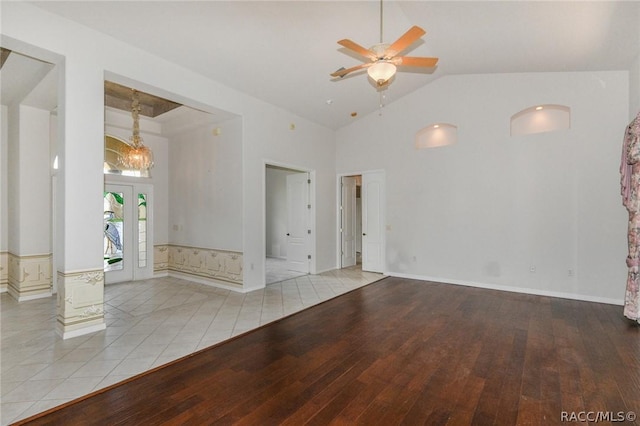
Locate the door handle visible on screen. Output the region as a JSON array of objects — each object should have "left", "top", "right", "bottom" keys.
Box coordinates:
[
  {"left": 286, "top": 233, "right": 290, "bottom": 236},
  {"left": 363, "top": 233, "right": 367, "bottom": 236}
]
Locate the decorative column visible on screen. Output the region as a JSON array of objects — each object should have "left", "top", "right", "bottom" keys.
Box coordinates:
[
  {"left": 55, "top": 59, "right": 105, "bottom": 338},
  {"left": 56, "top": 270, "right": 105, "bottom": 338}
]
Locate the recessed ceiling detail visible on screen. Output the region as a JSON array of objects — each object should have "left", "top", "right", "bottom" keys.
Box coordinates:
[
  {"left": 0, "top": 48, "right": 11, "bottom": 70},
  {"left": 104, "top": 81, "right": 181, "bottom": 118}
]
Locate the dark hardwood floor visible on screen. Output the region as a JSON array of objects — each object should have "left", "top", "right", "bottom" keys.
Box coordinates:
[{"left": 14, "top": 277, "right": 640, "bottom": 425}]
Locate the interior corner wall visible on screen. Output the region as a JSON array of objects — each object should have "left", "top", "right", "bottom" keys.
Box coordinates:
[
  {"left": 631, "top": 52, "right": 640, "bottom": 119},
  {"left": 17, "top": 105, "right": 52, "bottom": 255},
  {"left": 1, "top": 105, "right": 8, "bottom": 252},
  {"left": 167, "top": 116, "right": 242, "bottom": 251},
  {"left": 6, "top": 104, "right": 52, "bottom": 256},
  {"left": 336, "top": 71, "right": 629, "bottom": 303}
]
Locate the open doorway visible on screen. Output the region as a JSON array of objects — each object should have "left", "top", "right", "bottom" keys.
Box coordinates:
[
  {"left": 339, "top": 171, "right": 385, "bottom": 273},
  {"left": 265, "top": 164, "right": 312, "bottom": 284},
  {"left": 340, "top": 175, "right": 362, "bottom": 268}
]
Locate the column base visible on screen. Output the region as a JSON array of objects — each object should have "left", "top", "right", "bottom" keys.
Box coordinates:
[
  {"left": 56, "top": 268, "right": 105, "bottom": 340},
  {"left": 56, "top": 320, "right": 106, "bottom": 340},
  {"left": 7, "top": 253, "right": 53, "bottom": 301}
]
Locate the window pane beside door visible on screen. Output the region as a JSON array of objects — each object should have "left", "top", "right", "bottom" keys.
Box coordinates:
[
  {"left": 104, "top": 191, "right": 124, "bottom": 271},
  {"left": 138, "top": 193, "right": 147, "bottom": 268}
]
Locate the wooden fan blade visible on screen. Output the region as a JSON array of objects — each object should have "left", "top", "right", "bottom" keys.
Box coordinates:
[
  {"left": 337, "top": 39, "right": 378, "bottom": 61},
  {"left": 384, "top": 26, "right": 426, "bottom": 58},
  {"left": 393, "top": 56, "right": 439, "bottom": 68},
  {"left": 331, "top": 63, "right": 372, "bottom": 78}
]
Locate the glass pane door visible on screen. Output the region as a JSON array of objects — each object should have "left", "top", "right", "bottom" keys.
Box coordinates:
[
  {"left": 104, "top": 184, "right": 134, "bottom": 283},
  {"left": 104, "top": 183, "right": 153, "bottom": 284},
  {"left": 104, "top": 191, "right": 125, "bottom": 271},
  {"left": 138, "top": 193, "right": 147, "bottom": 268}
]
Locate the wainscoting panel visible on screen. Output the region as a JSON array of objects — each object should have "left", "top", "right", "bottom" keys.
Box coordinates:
[
  {"left": 7, "top": 253, "right": 52, "bottom": 301},
  {"left": 157, "top": 244, "right": 243, "bottom": 289},
  {"left": 154, "top": 245, "right": 169, "bottom": 275}
]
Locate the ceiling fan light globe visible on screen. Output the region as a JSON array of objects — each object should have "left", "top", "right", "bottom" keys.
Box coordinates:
[{"left": 368, "top": 61, "right": 396, "bottom": 84}]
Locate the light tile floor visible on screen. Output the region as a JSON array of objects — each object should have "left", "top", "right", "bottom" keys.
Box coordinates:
[
  {"left": 0, "top": 266, "right": 382, "bottom": 425},
  {"left": 265, "top": 257, "right": 308, "bottom": 284}
]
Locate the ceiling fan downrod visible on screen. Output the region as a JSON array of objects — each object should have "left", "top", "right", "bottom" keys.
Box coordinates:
[{"left": 379, "top": 0, "right": 384, "bottom": 44}]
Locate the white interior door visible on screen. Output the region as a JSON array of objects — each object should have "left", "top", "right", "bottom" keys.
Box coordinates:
[
  {"left": 286, "top": 172, "right": 310, "bottom": 273},
  {"left": 362, "top": 171, "right": 385, "bottom": 273},
  {"left": 341, "top": 176, "right": 357, "bottom": 268}
]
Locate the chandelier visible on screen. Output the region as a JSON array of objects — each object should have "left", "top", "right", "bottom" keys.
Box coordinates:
[{"left": 119, "top": 89, "right": 154, "bottom": 171}]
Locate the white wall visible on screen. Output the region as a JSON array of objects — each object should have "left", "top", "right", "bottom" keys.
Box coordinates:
[
  {"left": 3, "top": 2, "right": 337, "bottom": 289},
  {"left": 631, "top": 52, "right": 640, "bottom": 120},
  {"left": 6, "top": 105, "right": 51, "bottom": 255},
  {"left": 19, "top": 105, "right": 51, "bottom": 255},
  {"left": 241, "top": 101, "right": 336, "bottom": 288},
  {"left": 337, "top": 71, "right": 629, "bottom": 303},
  {"left": 0, "top": 106, "right": 7, "bottom": 252},
  {"left": 169, "top": 116, "right": 242, "bottom": 251}
]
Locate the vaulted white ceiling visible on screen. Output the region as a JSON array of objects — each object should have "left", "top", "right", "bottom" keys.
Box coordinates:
[{"left": 13, "top": 1, "right": 640, "bottom": 129}]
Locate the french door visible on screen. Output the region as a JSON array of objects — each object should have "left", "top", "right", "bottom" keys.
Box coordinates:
[{"left": 104, "top": 183, "right": 153, "bottom": 283}]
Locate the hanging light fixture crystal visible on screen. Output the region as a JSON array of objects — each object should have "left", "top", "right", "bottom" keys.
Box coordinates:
[{"left": 119, "top": 89, "right": 154, "bottom": 171}]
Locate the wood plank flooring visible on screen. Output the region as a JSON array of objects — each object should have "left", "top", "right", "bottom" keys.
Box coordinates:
[{"left": 14, "top": 277, "right": 640, "bottom": 425}]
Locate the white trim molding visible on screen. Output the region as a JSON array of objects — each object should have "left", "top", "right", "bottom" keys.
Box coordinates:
[{"left": 388, "top": 272, "right": 624, "bottom": 306}]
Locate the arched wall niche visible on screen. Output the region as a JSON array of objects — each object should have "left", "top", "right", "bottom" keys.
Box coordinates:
[
  {"left": 415, "top": 123, "right": 458, "bottom": 149},
  {"left": 510, "top": 104, "right": 571, "bottom": 136}
]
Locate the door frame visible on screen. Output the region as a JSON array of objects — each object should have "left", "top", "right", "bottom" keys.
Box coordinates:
[
  {"left": 340, "top": 175, "right": 357, "bottom": 268},
  {"left": 336, "top": 170, "right": 386, "bottom": 272},
  {"left": 263, "top": 160, "right": 317, "bottom": 286},
  {"left": 104, "top": 181, "right": 154, "bottom": 284},
  {"left": 285, "top": 171, "right": 311, "bottom": 274}
]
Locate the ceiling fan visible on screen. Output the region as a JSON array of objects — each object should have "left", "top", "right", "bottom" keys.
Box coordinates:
[{"left": 331, "top": 0, "right": 438, "bottom": 89}]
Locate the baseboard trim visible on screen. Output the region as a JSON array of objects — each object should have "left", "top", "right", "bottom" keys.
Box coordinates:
[
  {"left": 168, "top": 271, "right": 245, "bottom": 293},
  {"left": 57, "top": 322, "right": 106, "bottom": 340},
  {"left": 387, "top": 272, "right": 624, "bottom": 306}
]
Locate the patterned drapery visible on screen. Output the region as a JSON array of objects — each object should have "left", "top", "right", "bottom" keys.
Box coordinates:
[{"left": 621, "top": 111, "right": 640, "bottom": 322}]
